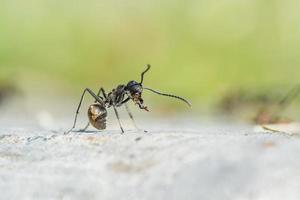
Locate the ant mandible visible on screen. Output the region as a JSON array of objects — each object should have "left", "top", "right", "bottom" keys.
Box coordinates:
[{"left": 65, "top": 64, "right": 191, "bottom": 134}]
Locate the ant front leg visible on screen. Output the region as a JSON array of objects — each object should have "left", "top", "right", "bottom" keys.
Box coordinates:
[
  {"left": 124, "top": 103, "right": 148, "bottom": 133},
  {"left": 125, "top": 103, "right": 138, "bottom": 129},
  {"left": 65, "top": 88, "right": 104, "bottom": 134}
]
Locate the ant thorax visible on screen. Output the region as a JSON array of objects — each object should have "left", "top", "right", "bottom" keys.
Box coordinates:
[{"left": 106, "top": 84, "right": 127, "bottom": 107}]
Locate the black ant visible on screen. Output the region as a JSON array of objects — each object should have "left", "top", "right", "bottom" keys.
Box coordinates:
[{"left": 65, "top": 64, "right": 191, "bottom": 134}]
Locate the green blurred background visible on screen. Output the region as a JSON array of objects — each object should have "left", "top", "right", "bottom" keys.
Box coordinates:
[{"left": 1, "top": 0, "right": 300, "bottom": 109}]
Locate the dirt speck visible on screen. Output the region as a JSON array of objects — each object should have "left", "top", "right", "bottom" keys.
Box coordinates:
[
  {"left": 109, "top": 159, "right": 156, "bottom": 173},
  {"left": 262, "top": 141, "right": 276, "bottom": 148}
]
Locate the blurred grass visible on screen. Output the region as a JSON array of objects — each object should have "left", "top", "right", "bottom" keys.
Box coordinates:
[{"left": 1, "top": 0, "right": 300, "bottom": 107}]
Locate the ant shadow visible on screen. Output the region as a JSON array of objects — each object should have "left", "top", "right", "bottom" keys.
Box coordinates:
[{"left": 65, "top": 129, "right": 148, "bottom": 135}]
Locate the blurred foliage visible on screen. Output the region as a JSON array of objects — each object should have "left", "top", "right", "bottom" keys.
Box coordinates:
[
  {"left": 0, "top": 79, "right": 19, "bottom": 104},
  {"left": 217, "top": 87, "right": 297, "bottom": 122},
  {"left": 0, "top": 0, "right": 300, "bottom": 107}
]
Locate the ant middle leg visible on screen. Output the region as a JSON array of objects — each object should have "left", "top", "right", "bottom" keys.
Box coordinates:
[
  {"left": 113, "top": 105, "right": 124, "bottom": 133},
  {"left": 65, "top": 88, "right": 104, "bottom": 134}
]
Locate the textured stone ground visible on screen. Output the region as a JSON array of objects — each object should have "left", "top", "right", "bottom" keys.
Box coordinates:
[{"left": 0, "top": 116, "right": 300, "bottom": 200}]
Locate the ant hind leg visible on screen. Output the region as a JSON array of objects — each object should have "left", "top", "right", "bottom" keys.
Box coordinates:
[{"left": 65, "top": 88, "right": 104, "bottom": 134}]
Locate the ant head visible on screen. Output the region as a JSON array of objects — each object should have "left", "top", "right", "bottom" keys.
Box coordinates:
[
  {"left": 124, "top": 65, "right": 151, "bottom": 110},
  {"left": 126, "top": 81, "right": 143, "bottom": 97},
  {"left": 126, "top": 80, "right": 144, "bottom": 106},
  {"left": 125, "top": 64, "right": 151, "bottom": 96}
]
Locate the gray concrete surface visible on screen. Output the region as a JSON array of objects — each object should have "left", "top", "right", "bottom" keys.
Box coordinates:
[{"left": 0, "top": 116, "right": 300, "bottom": 200}]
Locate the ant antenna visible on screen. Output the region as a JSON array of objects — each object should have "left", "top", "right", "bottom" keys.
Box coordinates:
[
  {"left": 140, "top": 64, "right": 151, "bottom": 84},
  {"left": 143, "top": 87, "right": 192, "bottom": 107}
]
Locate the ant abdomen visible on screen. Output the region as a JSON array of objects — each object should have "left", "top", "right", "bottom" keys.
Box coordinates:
[{"left": 88, "top": 103, "right": 107, "bottom": 130}]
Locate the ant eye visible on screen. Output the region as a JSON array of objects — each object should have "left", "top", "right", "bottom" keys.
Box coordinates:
[
  {"left": 126, "top": 81, "right": 143, "bottom": 94},
  {"left": 126, "top": 81, "right": 139, "bottom": 88}
]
